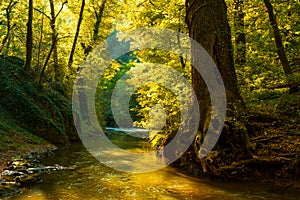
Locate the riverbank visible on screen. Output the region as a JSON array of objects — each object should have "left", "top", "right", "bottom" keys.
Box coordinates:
[
  {"left": 0, "top": 129, "right": 56, "bottom": 197},
  {"left": 0, "top": 101, "right": 56, "bottom": 170},
  {"left": 175, "top": 120, "right": 300, "bottom": 189},
  {"left": 0, "top": 55, "right": 80, "bottom": 169},
  {"left": 0, "top": 142, "right": 62, "bottom": 197},
  {"left": 0, "top": 55, "right": 77, "bottom": 197},
  {"left": 0, "top": 136, "right": 55, "bottom": 170},
  {"left": 173, "top": 92, "right": 300, "bottom": 186},
  {"left": 0, "top": 106, "right": 56, "bottom": 170}
]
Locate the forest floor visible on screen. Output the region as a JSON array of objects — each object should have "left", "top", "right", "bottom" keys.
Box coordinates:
[
  {"left": 209, "top": 91, "right": 299, "bottom": 188},
  {"left": 173, "top": 90, "right": 300, "bottom": 189},
  {"left": 248, "top": 117, "right": 300, "bottom": 188},
  {"left": 240, "top": 91, "right": 300, "bottom": 183}
]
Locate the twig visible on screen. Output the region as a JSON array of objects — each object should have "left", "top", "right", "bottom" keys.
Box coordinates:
[
  {"left": 55, "top": 1, "right": 68, "bottom": 19},
  {"left": 34, "top": 8, "right": 51, "bottom": 20},
  {"left": 250, "top": 135, "right": 282, "bottom": 142}
]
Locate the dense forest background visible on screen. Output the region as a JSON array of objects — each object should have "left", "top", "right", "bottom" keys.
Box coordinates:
[
  {"left": 0, "top": 0, "right": 298, "bottom": 91},
  {"left": 0, "top": 0, "right": 299, "bottom": 179}
]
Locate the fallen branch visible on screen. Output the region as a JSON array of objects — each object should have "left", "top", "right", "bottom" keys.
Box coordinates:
[
  {"left": 277, "top": 153, "right": 297, "bottom": 157},
  {"left": 224, "top": 157, "right": 291, "bottom": 169},
  {"left": 267, "top": 82, "right": 300, "bottom": 89},
  {"left": 250, "top": 135, "right": 282, "bottom": 143}
]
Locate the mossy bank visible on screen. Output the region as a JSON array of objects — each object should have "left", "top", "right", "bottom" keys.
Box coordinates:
[{"left": 0, "top": 56, "right": 78, "bottom": 168}]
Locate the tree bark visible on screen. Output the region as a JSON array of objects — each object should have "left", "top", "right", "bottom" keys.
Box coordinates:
[
  {"left": 24, "top": 0, "right": 33, "bottom": 72},
  {"left": 186, "top": 0, "right": 251, "bottom": 165},
  {"left": 68, "top": 0, "right": 85, "bottom": 70},
  {"left": 48, "top": 0, "right": 67, "bottom": 81}
]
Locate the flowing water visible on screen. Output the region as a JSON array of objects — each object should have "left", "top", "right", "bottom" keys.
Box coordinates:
[{"left": 3, "top": 129, "right": 300, "bottom": 200}]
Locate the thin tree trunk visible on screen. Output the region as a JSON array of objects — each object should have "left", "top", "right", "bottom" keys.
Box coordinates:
[
  {"left": 68, "top": 0, "right": 85, "bottom": 70},
  {"left": 0, "top": 0, "right": 17, "bottom": 54},
  {"left": 93, "top": 0, "right": 107, "bottom": 44},
  {"left": 263, "top": 0, "right": 293, "bottom": 76},
  {"left": 233, "top": 0, "right": 246, "bottom": 67},
  {"left": 39, "top": 33, "right": 58, "bottom": 83},
  {"left": 177, "top": 28, "right": 186, "bottom": 70},
  {"left": 36, "top": 14, "right": 44, "bottom": 71},
  {"left": 24, "top": 0, "right": 33, "bottom": 72},
  {"left": 177, "top": 6, "right": 186, "bottom": 70},
  {"left": 49, "top": 0, "right": 59, "bottom": 81},
  {"left": 81, "top": 0, "right": 107, "bottom": 56}
]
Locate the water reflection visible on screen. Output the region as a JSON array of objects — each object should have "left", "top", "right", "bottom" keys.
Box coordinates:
[{"left": 4, "top": 130, "right": 300, "bottom": 200}]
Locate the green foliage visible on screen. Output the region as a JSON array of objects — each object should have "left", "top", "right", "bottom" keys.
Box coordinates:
[
  {"left": 0, "top": 0, "right": 298, "bottom": 151},
  {"left": 97, "top": 59, "right": 191, "bottom": 149},
  {"left": 226, "top": 0, "right": 299, "bottom": 110},
  {"left": 0, "top": 0, "right": 118, "bottom": 92},
  {"left": 0, "top": 56, "right": 76, "bottom": 143},
  {"left": 95, "top": 61, "right": 137, "bottom": 127},
  {"left": 117, "top": 0, "right": 186, "bottom": 31},
  {"left": 0, "top": 104, "right": 47, "bottom": 152}
]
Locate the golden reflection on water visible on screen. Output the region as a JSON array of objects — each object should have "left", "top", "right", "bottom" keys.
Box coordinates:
[
  {"left": 5, "top": 133, "right": 300, "bottom": 200},
  {"left": 9, "top": 164, "right": 300, "bottom": 200},
  {"left": 10, "top": 167, "right": 235, "bottom": 200}
]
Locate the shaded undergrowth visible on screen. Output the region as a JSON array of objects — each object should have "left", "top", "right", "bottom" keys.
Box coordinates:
[{"left": 0, "top": 56, "right": 78, "bottom": 163}]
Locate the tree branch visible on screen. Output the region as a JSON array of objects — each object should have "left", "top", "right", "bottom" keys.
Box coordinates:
[
  {"left": 34, "top": 8, "right": 51, "bottom": 20},
  {"left": 55, "top": 0, "right": 68, "bottom": 19},
  {"left": 57, "top": 35, "right": 73, "bottom": 41},
  {"left": 6, "top": 0, "right": 18, "bottom": 13}
]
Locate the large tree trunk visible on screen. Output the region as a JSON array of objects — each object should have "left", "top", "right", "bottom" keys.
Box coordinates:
[
  {"left": 24, "top": 0, "right": 33, "bottom": 72},
  {"left": 185, "top": 0, "right": 252, "bottom": 174}
]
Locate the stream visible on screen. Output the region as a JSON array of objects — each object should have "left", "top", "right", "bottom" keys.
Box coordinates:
[{"left": 2, "top": 129, "right": 300, "bottom": 200}]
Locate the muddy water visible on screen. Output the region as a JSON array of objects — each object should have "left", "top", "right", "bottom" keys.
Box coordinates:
[{"left": 3, "top": 130, "right": 300, "bottom": 200}]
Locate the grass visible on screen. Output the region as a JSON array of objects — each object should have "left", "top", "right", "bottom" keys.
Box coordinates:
[{"left": 242, "top": 88, "right": 289, "bottom": 113}]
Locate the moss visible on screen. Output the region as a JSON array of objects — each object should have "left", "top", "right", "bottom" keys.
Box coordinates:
[
  {"left": 0, "top": 104, "right": 47, "bottom": 151},
  {"left": 0, "top": 55, "right": 78, "bottom": 145}
]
